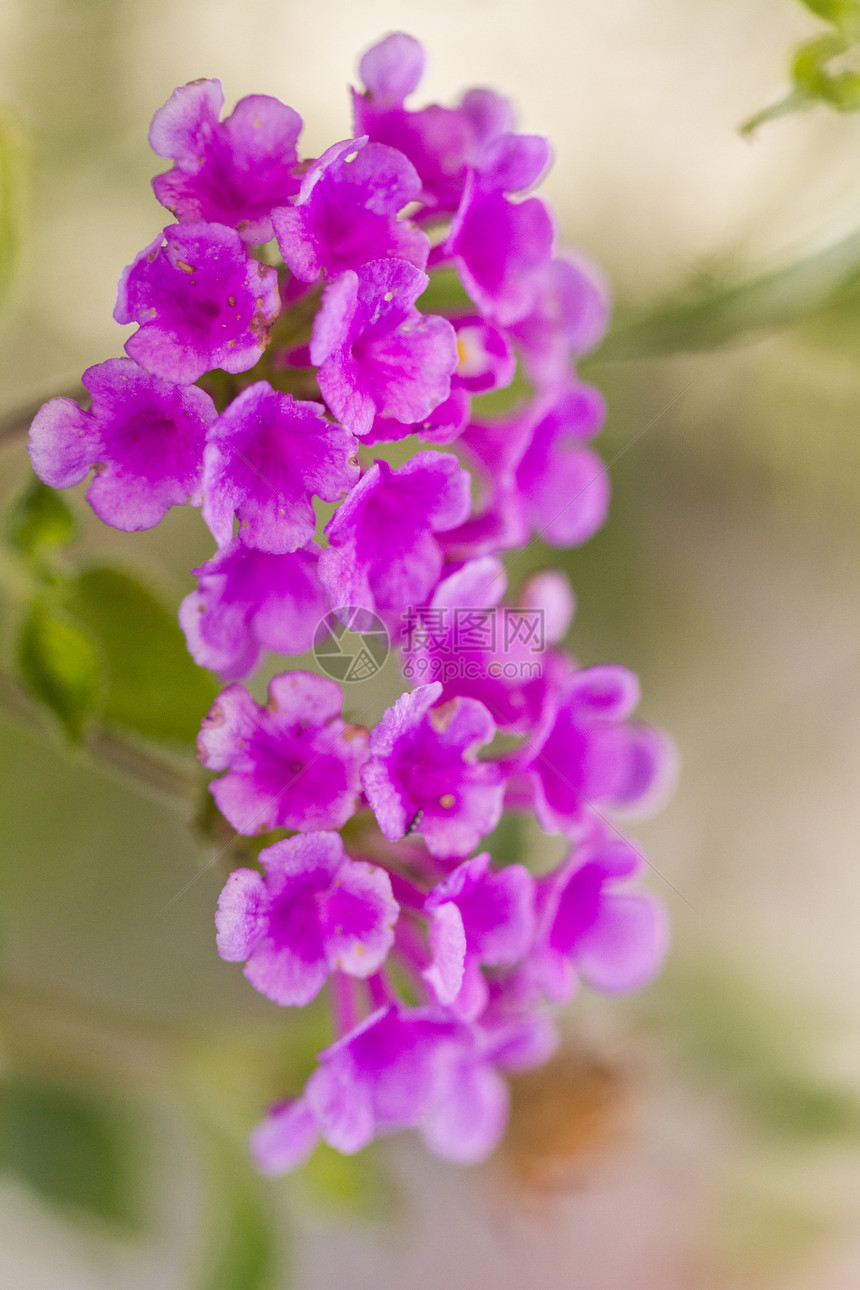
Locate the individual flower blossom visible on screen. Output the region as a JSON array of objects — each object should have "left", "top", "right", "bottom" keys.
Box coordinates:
[
  {"left": 310, "top": 258, "right": 458, "bottom": 436},
  {"left": 527, "top": 834, "right": 668, "bottom": 1002},
  {"left": 450, "top": 315, "right": 516, "bottom": 394},
  {"left": 28, "top": 357, "right": 215, "bottom": 531},
  {"left": 149, "top": 79, "right": 303, "bottom": 244},
  {"left": 507, "top": 254, "right": 611, "bottom": 390},
  {"left": 443, "top": 171, "right": 555, "bottom": 326},
  {"left": 351, "top": 33, "right": 478, "bottom": 212},
  {"left": 200, "top": 381, "right": 359, "bottom": 553},
  {"left": 197, "top": 672, "right": 368, "bottom": 834},
  {"left": 114, "top": 222, "right": 280, "bottom": 384},
  {"left": 404, "top": 559, "right": 575, "bottom": 733},
  {"left": 272, "top": 135, "right": 429, "bottom": 282},
  {"left": 178, "top": 539, "right": 328, "bottom": 679},
  {"left": 448, "top": 382, "right": 609, "bottom": 555},
  {"left": 423, "top": 851, "right": 536, "bottom": 1019},
  {"left": 319, "top": 451, "right": 471, "bottom": 617},
  {"left": 252, "top": 1003, "right": 510, "bottom": 1167},
  {"left": 215, "top": 831, "right": 398, "bottom": 1006},
  {"left": 510, "top": 658, "right": 672, "bottom": 838},
  {"left": 362, "top": 682, "right": 505, "bottom": 858}
]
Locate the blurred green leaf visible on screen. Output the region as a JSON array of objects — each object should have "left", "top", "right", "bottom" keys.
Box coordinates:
[
  {"left": 799, "top": 0, "right": 860, "bottom": 35},
  {"left": 0, "top": 112, "right": 23, "bottom": 304},
  {"left": 7, "top": 481, "right": 77, "bottom": 557},
  {"left": 601, "top": 226, "right": 860, "bottom": 357},
  {"left": 17, "top": 604, "right": 100, "bottom": 741},
  {"left": 749, "top": 1076, "right": 860, "bottom": 1143},
  {"left": 194, "top": 1131, "right": 280, "bottom": 1290},
  {"left": 68, "top": 566, "right": 217, "bottom": 746},
  {"left": 0, "top": 1076, "right": 140, "bottom": 1228},
  {"left": 792, "top": 33, "right": 860, "bottom": 109}
]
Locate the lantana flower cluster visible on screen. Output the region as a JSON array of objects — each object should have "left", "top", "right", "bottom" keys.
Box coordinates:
[{"left": 28, "top": 34, "right": 672, "bottom": 1171}]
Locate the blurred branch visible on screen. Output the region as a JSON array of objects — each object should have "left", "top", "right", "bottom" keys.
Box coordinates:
[{"left": 0, "top": 670, "right": 198, "bottom": 808}]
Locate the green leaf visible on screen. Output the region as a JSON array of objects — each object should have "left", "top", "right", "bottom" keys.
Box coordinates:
[
  {"left": 0, "top": 1077, "right": 140, "bottom": 1228},
  {"left": 68, "top": 566, "right": 217, "bottom": 746},
  {"left": 792, "top": 33, "right": 860, "bottom": 109},
  {"left": 7, "top": 480, "right": 77, "bottom": 557},
  {"left": 17, "top": 604, "right": 100, "bottom": 741}
]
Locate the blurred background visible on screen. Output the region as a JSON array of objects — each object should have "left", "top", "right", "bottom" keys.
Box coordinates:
[{"left": 2, "top": 0, "right": 860, "bottom": 1286}]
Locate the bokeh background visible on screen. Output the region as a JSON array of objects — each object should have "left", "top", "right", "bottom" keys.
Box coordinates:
[{"left": 2, "top": 1, "right": 860, "bottom": 1286}]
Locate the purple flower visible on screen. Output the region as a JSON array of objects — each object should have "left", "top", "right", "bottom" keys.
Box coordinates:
[
  {"left": 528, "top": 835, "right": 668, "bottom": 1001},
  {"left": 351, "top": 34, "right": 542, "bottom": 216},
  {"left": 114, "top": 222, "right": 280, "bottom": 384},
  {"left": 304, "top": 1005, "right": 457, "bottom": 1154},
  {"left": 444, "top": 173, "right": 554, "bottom": 326},
  {"left": 404, "top": 560, "right": 575, "bottom": 733},
  {"left": 513, "top": 659, "right": 673, "bottom": 837},
  {"left": 451, "top": 316, "right": 516, "bottom": 394},
  {"left": 310, "top": 259, "right": 458, "bottom": 436},
  {"left": 179, "top": 539, "right": 328, "bottom": 679},
  {"left": 508, "top": 254, "right": 611, "bottom": 389},
  {"left": 449, "top": 383, "right": 609, "bottom": 554},
  {"left": 272, "top": 135, "right": 428, "bottom": 282},
  {"left": 253, "top": 1002, "right": 509, "bottom": 1166},
  {"left": 215, "top": 832, "right": 398, "bottom": 1006},
  {"left": 200, "top": 381, "right": 359, "bottom": 553},
  {"left": 351, "top": 34, "right": 477, "bottom": 212},
  {"left": 197, "top": 672, "right": 368, "bottom": 834},
  {"left": 423, "top": 852, "right": 536, "bottom": 1019},
  {"left": 362, "top": 683, "right": 505, "bottom": 859},
  {"left": 150, "top": 79, "right": 303, "bottom": 244},
  {"left": 319, "top": 451, "right": 471, "bottom": 617},
  {"left": 28, "top": 358, "right": 215, "bottom": 531}
]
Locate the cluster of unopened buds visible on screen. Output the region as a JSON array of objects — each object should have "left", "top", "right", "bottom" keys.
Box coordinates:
[{"left": 28, "top": 34, "right": 673, "bottom": 1169}]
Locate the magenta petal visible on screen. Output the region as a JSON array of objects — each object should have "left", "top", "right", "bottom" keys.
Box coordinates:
[
  {"left": 149, "top": 79, "right": 225, "bottom": 157},
  {"left": 250, "top": 1099, "right": 319, "bottom": 1175},
  {"left": 423, "top": 900, "right": 467, "bottom": 1005},
  {"left": 28, "top": 398, "right": 96, "bottom": 489},
  {"left": 422, "top": 1053, "right": 509, "bottom": 1165},
  {"left": 322, "top": 860, "right": 398, "bottom": 977},
  {"left": 215, "top": 867, "right": 268, "bottom": 960},
  {"left": 576, "top": 892, "right": 668, "bottom": 994},
  {"left": 306, "top": 1057, "right": 376, "bottom": 1154},
  {"left": 359, "top": 33, "right": 425, "bottom": 107}
]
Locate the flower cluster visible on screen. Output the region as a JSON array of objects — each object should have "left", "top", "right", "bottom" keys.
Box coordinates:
[{"left": 28, "top": 34, "right": 672, "bottom": 1170}]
